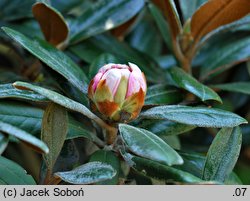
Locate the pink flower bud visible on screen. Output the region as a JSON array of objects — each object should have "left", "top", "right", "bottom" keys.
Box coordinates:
[{"left": 88, "top": 63, "right": 147, "bottom": 122}]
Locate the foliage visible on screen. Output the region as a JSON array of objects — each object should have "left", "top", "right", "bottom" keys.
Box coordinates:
[{"left": 0, "top": 0, "right": 250, "bottom": 185}]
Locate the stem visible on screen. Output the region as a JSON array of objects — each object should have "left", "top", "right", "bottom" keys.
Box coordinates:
[{"left": 105, "top": 127, "right": 118, "bottom": 145}]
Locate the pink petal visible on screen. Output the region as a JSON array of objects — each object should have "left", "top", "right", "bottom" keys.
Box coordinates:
[
  {"left": 92, "top": 72, "right": 103, "bottom": 92},
  {"left": 101, "top": 68, "right": 121, "bottom": 96},
  {"left": 126, "top": 73, "right": 141, "bottom": 98}
]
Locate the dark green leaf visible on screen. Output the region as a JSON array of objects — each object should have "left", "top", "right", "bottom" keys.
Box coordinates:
[
  {"left": 2, "top": 27, "right": 88, "bottom": 94},
  {"left": 167, "top": 67, "right": 222, "bottom": 103},
  {"left": 200, "top": 34, "right": 250, "bottom": 80},
  {"left": 69, "top": 34, "right": 165, "bottom": 83},
  {"left": 145, "top": 84, "right": 183, "bottom": 105},
  {"left": 0, "top": 84, "right": 48, "bottom": 102},
  {"left": 0, "top": 121, "right": 49, "bottom": 154},
  {"left": 54, "top": 162, "right": 116, "bottom": 184},
  {"left": 160, "top": 135, "right": 181, "bottom": 150},
  {"left": 0, "top": 156, "right": 36, "bottom": 184},
  {"left": 42, "top": 103, "right": 68, "bottom": 170},
  {"left": 89, "top": 53, "right": 119, "bottom": 80},
  {"left": 89, "top": 150, "right": 120, "bottom": 185},
  {"left": 148, "top": 3, "right": 172, "bottom": 51},
  {"left": 202, "top": 127, "right": 242, "bottom": 182},
  {"left": 212, "top": 82, "right": 250, "bottom": 95},
  {"left": 137, "top": 119, "right": 195, "bottom": 136},
  {"left": 141, "top": 105, "right": 247, "bottom": 127},
  {"left": 119, "top": 124, "right": 183, "bottom": 166},
  {"left": 0, "top": 132, "right": 9, "bottom": 155},
  {"left": 69, "top": 0, "right": 145, "bottom": 43},
  {"left": 122, "top": 152, "right": 202, "bottom": 183}
]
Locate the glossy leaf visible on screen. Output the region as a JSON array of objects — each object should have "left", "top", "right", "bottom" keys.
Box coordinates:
[
  {"left": 42, "top": 103, "right": 68, "bottom": 170},
  {"left": 141, "top": 105, "right": 247, "bottom": 128},
  {"left": 89, "top": 53, "right": 119, "bottom": 80},
  {"left": 200, "top": 36, "right": 250, "bottom": 80},
  {"left": 32, "top": 2, "right": 69, "bottom": 46},
  {"left": 122, "top": 152, "right": 202, "bottom": 183},
  {"left": 0, "top": 156, "right": 36, "bottom": 185},
  {"left": 119, "top": 124, "right": 183, "bottom": 166},
  {"left": 145, "top": 84, "right": 182, "bottom": 105},
  {"left": 0, "top": 84, "right": 48, "bottom": 102},
  {"left": 0, "top": 121, "right": 49, "bottom": 154},
  {"left": 190, "top": 0, "right": 250, "bottom": 41},
  {"left": 69, "top": 0, "right": 145, "bottom": 44},
  {"left": 0, "top": 132, "right": 9, "bottom": 155},
  {"left": 167, "top": 67, "right": 222, "bottom": 103},
  {"left": 212, "top": 82, "right": 250, "bottom": 95},
  {"left": 0, "top": 100, "right": 93, "bottom": 141},
  {"left": 54, "top": 162, "right": 116, "bottom": 184},
  {"left": 2, "top": 27, "right": 88, "bottom": 94},
  {"left": 137, "top": 120, "right": 195, "bottom": 136},
  {"left": 148, "top": 3, "right": 172, "bottom": 51},
  {"left": 89, "top": 150, "right": 120, "bottom": 185},
  {"left": 202, "top": 127, "right": 242, "bottom": 182}
]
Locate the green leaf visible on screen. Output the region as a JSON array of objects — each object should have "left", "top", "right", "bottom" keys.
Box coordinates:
[
  {"left": 145, "top": 84, "right": 183, "bottom": 105},
  {"left": 69, "top": 34, "right": 165, "bottom": 83},
  {"left": 166, "top": 67, "right": 222, "bottom": 103},
  {"left": 89, "top": 150, "right": 120, "bottom": 185},
  {"left": 212, "top": 82, "right": 250, "bottom": 95},
  {"left": 1, "top": 27, "right": 88, "bottom": 94},
  {"left": 119, "top": 124, "right": 183, "bottom": 166},
  {"left": 0, "top": 132, "right": 9, "bottom": 155},
  {"left": 0, "top": 100, "right": 94, "bottom": 141},
  {"left": 54, "top": 162, "right": 117, "bottom": 184},
  {"left": 122, "top": 152, "right": 202, "bottom": 183},
  {"left": 69, "top": 0, "right": 145, "bottom": 44},
  {"left": 0, "top": 121, "right": 49, "bottom": 154},
  {"left": 89, "top": 53, "right": 119, "bottom": 80},
  {"left": 0, "top": 156, "right": 36, "bottom": 185},
  {"left": 178, "top": 0, "right": 207, "bottom": 21},
  {"left": 137, "top": 120, "right": 195, "bottom": 136},
  {"left": 0, "top": 0, "right": 35, "bottom": 21},
  {"left": 141, "top": 105, "right": 247, "bottom": 128},
  {"left": 200, "top": 33, "right": 250, "bottom": 80},
  {"left": 202, "top": 127, "right": 242, "bottom": 182},
  {"left": 0, "top": 84, "right": 48, "bottom": 102},
  {"left": 148, "top": 2, "right": 172, "bottom": 51},
  {"left": 42, "top": 103, "right": 68, "bottom": 171}
]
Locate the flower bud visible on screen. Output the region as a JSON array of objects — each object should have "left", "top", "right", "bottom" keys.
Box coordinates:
[{"left": 88, "top": 63, "right": 147, "bottom": 122}]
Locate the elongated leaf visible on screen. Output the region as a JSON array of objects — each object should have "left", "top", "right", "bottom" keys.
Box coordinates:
[
  {"left": 212, "top": 82, "right": 250, "bottom": 95},
  {"left": 119, "top": 124, "right": 183, "bottom": 166},
  {"left": 0, "top": 156, "right": 36, "bottom": 184},
  {"left": 89, "top": 53, "right": 119, "bottom": 80},
  {"left": 0, "top": 121, "right": 49, "bottom": 154},
  {"left": 141, "top": 105, "right": 247, "bottom": 128},
  {"left": 42, "top": 103, "right": 68, "bottom": 170},
  {"left": 122, "top": 152, "right": 202, "bottom": 183},
  {"left": 89, "top": 150, "right": 120, "bottom": 185},
  {"left": 190, "top": 0, "right": 250, "bottom": 40},
  {"left": 54, "top": 162, "right": 116, "bottom": 184},
  {"left": 148, "top": 3, "right": 172, "bottom": 51},
  {"left": 0, "top": 132, "right": 9, "bottom": 155},
  {"left": 12, "top": 81, "right": 112, "bottom": 132},
  {"left": 167, "top": 67, "right": 222, "bottom": 102},
  {"left": 202, "top": 127, "right": 242, "bottom": 182},
  {"left": 137, "top": 119, "right": 195, "bottom": 136},
  {"left": 1, "top": 27, "right": 88, "bottom": 94},
  {"left": 69, "top": 0, "right": 145, "bottom": 44},
  {"left": 69, "top": 34, "right": 165, "bottom": 83},
  {"left": 0, "top": 84, "right": 48, "bottom": 102},
  {"left": 145, "top": 84, "right": 182, "bottom": 105},
  {"left": 179, "top": 0, "right": 207, "bottom": 21},
  {"left": 0, "top": 100, "right": 94, "bottom": 140},
  {"left": 200, "top": 36, "right": 250, "bottom": 80},
  {"left": 32, "top": 2, "right": 69, "bottom": 46}
]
